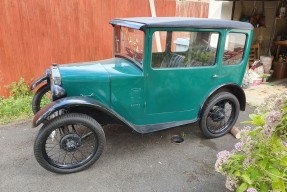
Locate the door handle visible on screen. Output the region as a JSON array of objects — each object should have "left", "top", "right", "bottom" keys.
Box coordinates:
[{"left": 212, "top": 74, "right": 219, "bottom": 78}]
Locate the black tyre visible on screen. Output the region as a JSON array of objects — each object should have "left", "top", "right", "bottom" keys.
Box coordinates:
[
  {"left": 199, "top": 92, "right": 240, "bottom": 138},
  {"left": 32, "top": 84, "right": 51, "bottom": 114},
  {"left": 34, "top": 113, "right": 106, "bottom": 174}
]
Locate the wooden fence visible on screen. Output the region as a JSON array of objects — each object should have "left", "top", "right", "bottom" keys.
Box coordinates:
[{"left": 0, "top": 0, "right": 209, "bottom": 96}]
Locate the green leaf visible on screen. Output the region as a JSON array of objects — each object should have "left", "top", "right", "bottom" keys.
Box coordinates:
[
  {"left": 249, "top": 114, "right": 257, "bottom": 119},
  {"left": 259, "top": 183, "right": 269, "bottom": 192},
  {"left": 279, "top": 179, "right": 286, "bottom": 192},
  {"left": 242, "top": 114, "right": 265, "bottom": 126},
  {"left": 235, "top": 170, "right": 241, "bottom": 176},
  {"left": 272, "top": 181, "right": 281, "bottom": 191},
  {"left": 280, "top": 157, "right": 287, "bottom": 167},
  {"left": 241, "top": 120, "right": 253, "bottom": 124},
  {"left": 236, "top": 183, "right": 248, "bottom": 192},
  {"left": 259, "top": 158, "right": 268, "bottom": 169},
  {"left": 242, "top": 174, "right": 252, "bottom": 185},
  {"left": 251, "top": 115, "right": 265, "bottom": 126},
  {"left": 268, "top": 168, "right": 281, "bottom": 182}
]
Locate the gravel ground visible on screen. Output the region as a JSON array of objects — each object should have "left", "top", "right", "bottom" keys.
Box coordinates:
[{"left": 245, "top": 78, "right": 287, "bottom": 107}]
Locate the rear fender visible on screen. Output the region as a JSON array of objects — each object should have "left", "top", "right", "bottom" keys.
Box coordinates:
[
  {"left": 199, "top": 83, "right": 246, "bottom": 118},
  {"left": 32, "top": 97, "right": 133, "bottom": 128}
]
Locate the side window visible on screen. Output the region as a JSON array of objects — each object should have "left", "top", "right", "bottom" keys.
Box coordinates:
[
  {"left": 151, "top": 31, "right": 219, "bottom": 68},
  {"left": 223, "top": 33, "right": 246, "bottom": 65}
]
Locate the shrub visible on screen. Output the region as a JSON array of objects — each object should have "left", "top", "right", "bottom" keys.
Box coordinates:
[
  {"left": 215, "top": 92, "right": 287, "bottom": 192},
  {"left": 0, "top": 78, "right": 33, "bottom": 124},
  {"left": 5, "top": 77, "right": 31, "bottom": 98}
]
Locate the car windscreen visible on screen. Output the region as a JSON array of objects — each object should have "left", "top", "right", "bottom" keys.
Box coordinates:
[{"left": 114, "top": 26, "right": 144, "bottom": 67}]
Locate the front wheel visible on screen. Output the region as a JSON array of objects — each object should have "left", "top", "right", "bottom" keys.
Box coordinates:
[
  {"left": 199, "top": 92, "right": 240, "bottom": 138},
  {"left": 34, "top": 113, "right": 106, "bottom": 174}
]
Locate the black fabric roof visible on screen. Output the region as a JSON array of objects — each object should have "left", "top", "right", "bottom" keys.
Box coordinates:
[{"left": 110, "top": 17, "right": 253, "bottom": 30}]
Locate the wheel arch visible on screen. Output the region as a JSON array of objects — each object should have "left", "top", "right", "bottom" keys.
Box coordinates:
[
  {"left": 68, "top": 105, "right": 120, "bottom": 126},
  {"left": 199, "top": 83, "right": 246, "bottom": 118},
  {"left": 32, "top": 97, "right": 132, "bottom": 129}
]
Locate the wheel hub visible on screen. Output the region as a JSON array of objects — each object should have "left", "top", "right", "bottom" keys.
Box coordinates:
[
  {"left": 210, "top": 107, "right": 225, "bottom": 121},
  {"left": 60, "top": 134, "right": 81, "bottom": 152}
]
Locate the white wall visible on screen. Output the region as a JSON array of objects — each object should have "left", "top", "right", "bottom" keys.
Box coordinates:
[{"left": 208, "top": 0, "right": 232, "bottom": 20}]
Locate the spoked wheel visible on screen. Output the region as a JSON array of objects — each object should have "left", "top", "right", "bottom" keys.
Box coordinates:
[
  {"left": 32, "top": 84, "right": 51, "bottom": 114},
  {"left": 34, "top": 113, "right": 105, "bottom": 174},
  {"left": 199, "top": 92, "right": 239, "bottom": 138}
]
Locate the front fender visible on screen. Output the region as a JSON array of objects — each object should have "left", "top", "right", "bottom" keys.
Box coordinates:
[
  {"left": 30, "top": 75, "right": 47, "bottom": 91},
  {"left": 32, "top": 96, "right": 132, "bottom": 128}
]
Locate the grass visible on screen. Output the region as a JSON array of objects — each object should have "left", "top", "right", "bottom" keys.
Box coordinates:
[{"left": 0, "top": 95, "right": 34, "bottom": 125}]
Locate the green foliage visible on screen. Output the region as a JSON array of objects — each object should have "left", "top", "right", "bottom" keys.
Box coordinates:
[
  {"left": 0, "top": 78, "right": 33, "bottom": 124},
  {"left": 5, "top": 77, "right": 31, "bottom": 98},
  {"left": 242, "top": 114, "right": 265, "bottom": 126},
  {"left": 190, "top": 47, "right": 215, "bottom": 64},
  {"left": 0, "top": 95, "right": 33, "bottom": 124},
  {"left": 185, "top": 44, "right": 216, "bottom": 66},
  {"left": 215, "top": 92, "right": 287, "bottom": 192}
]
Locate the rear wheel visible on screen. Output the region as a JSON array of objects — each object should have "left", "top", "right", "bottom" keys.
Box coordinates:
[
  {"left": 199, "top": 92, "right": 239, "bottom": 138},
  {"left": 34, "top": 113, "right": 106, "bottom": 174},
  {"left": 32, "top": 84, "right": 51, "bottom": 114}
]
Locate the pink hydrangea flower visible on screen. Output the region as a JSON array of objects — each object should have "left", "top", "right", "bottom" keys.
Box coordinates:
[
  {"left": 215, "top": 150, "right": 231, "bottom": 173},
  {"left": 234, "top": 142, "right": 244, "bottom": 151},
  {"left": 225, "top": 176, "right": 239, "bottom": 191},
  {"left": 274, "top": 98, "right": 283, "bottom": 108},
  {"left": 263, "top": 110, "right": 282, "bottom": 136},
  {"left": 246, "top": 188, "right": 257, "bottom": 192},
  {"left": 243, "top": 157, "right": 254, "bottom": 170},
  {"left": 216, "top": 150, "right": 231, "bottom": 159},
  {"left": 265, "top": 110, "right": 282, "bottom": 127},
  {"left": 263, "top": 125, "right": 275, "bottom": 136}
]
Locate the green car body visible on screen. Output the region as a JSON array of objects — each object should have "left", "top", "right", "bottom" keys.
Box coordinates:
[
  {"left": 30, "top": 17, "right": 254, "bottom": 173},
  {"left": 32, "top": 17, "right": 253, "bottom": 134}
]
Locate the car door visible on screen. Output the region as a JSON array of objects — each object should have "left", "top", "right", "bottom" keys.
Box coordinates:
[{"left": 144, "top": 29, "right": 222, "bottom": 123}]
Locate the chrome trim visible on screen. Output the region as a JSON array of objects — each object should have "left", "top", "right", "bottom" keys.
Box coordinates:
[{"left": 51, "top": 65, "right": 61, "bottom": 85}]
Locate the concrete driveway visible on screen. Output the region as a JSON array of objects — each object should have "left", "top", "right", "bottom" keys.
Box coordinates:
[{"left": 0, "top": 107, "right": 254, "bottom": 192}]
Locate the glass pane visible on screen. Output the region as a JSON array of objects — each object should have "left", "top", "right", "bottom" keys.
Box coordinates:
[
  {"left": 223, "top": 33, "right": 246, "bottom": 65},
  {"left": 114, "top": 26, "right": 144, "bottom": 65},
  {"left": 152, "top": 31, "right": 219, "bottom": 68}
]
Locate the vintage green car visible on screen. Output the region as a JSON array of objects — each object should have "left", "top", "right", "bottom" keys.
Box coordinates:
[{"left": 30, "top": 17, "right": 253, "bottom": 173}]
